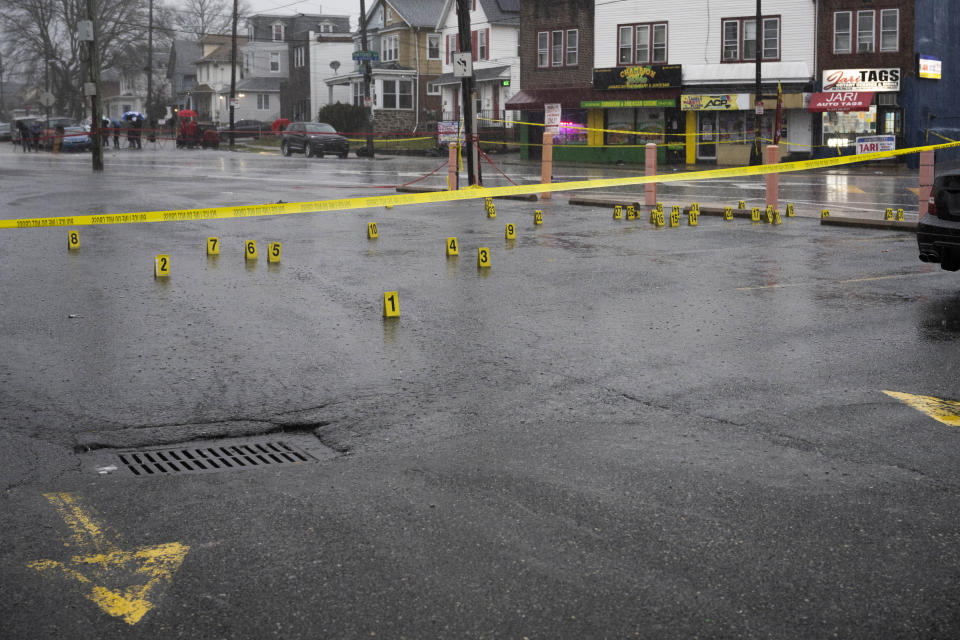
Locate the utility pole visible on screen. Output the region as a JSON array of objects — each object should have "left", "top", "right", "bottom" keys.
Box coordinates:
[
  {"left": 146, "top": 0, "right": 153, "bottom": 135},
  {"left": 229, "top": 0, "right": 238, "bottom": 149},
  {"left": 359, "top": 0, "right": 374, "bottom": 157},
  {"left": 455, "top": 0, "right": 476, "bottom": 185},
  {"left": 749, "top": 0, "right": 763, "bottom": 166},
  {"left": 0, "top": 52, "right": 5, "bottom": 120},
  {"left": 86, "top": 0, "right": 104, "bottom": 171}
]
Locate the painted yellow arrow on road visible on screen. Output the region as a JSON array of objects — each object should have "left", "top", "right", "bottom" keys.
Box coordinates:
[
  {"left": 883, "top": 390, "right": 960, "bottom": 427},
  {"left": 27, "top": 492, "right": 189, "bottom": 625}
]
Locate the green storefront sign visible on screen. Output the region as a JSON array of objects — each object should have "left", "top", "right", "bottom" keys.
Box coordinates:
[{"left": 580, "top": 99, "right": 676, "bottom": 108}]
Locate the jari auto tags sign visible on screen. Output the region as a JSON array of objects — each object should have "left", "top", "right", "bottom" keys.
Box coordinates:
[{"left": 823, "top": 68, "right": 900, "bottom": 92}]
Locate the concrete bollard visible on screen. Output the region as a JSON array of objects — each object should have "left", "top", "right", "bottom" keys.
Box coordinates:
[
  {"left": 541, "top": 132, "right": 554, "bottom": 200},
  {"left": 765, "top": 145, "right": 779, "bottom": 210},
  {"left": 448, "top": 142, "right": 458, "bottom": 191},
  {"left": 919, "top": 150, "right": 934, "bottom": 216},
  {"left": 645, "top": 143, "right": 657, "bottom": 207}
]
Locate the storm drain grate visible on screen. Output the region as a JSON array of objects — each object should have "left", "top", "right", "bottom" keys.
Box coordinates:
[{"left": 117, "top": 441, "right": 316, "bottom": 476}]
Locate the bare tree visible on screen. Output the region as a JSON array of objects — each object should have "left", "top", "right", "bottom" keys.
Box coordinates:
[{"left": 171, "top": 0, "right": 249, "bottom": 40}]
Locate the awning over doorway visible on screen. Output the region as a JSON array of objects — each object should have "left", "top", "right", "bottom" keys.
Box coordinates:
[{"left": 808, "top": 91, "right": 874, "bottom": 112}]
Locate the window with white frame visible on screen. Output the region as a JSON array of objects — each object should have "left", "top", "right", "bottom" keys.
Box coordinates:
[
  {"left": 270, "top": 52, "right": 280, "bottom": 72},
  {"left": 857, "top": 10, "right": 875, "bottom": 53},
  {"left": 257, "top": 94, "right": 270, "bottom": 110},
  {"left": 427, "top": 81, "right": 440, "bottom": 95},
  {"left": 352, "top": 82, "right": 364, "bottom": 106},
  {"left": 272, "top": 23, "right": 284, "bottom": 42},
  {"left": 617, "top": 22, "right": 667, "bottom": 65},
  {"left": 381, "top": 79, "right": 412, "bottom": 109},
  {"left": 552, "top": 29, "right": 563, "bottom": 66},
  {"left": 566, "top": 29, "right": 578, "bottom": 66},
  {"left": 479, "top": 29, "right": 488, "bottom": 60},
  {"left": 382, "top": 35, "right": 399, "bottom": 62},
  {"left": 880, "top": 9, "right": 898, "bottom": 51},
  {"left": 428, "top": 34, "right": 440, "bottom": 59},
  {"left": 720, "top": 16, "right": 779, "bottom": 62},
  {"left": 538, "top": 31, "right": 549, "bottom": 67},
  {"left": 834, "top": 11, "right": 852, "bottom": 53},
  {"left": 294, "top": 46, "right": 305, "bottom": 68}
]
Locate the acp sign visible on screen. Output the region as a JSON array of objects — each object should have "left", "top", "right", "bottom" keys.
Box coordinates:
[{"left": 856, "top": 135, "right": 896, "bottom": 155}]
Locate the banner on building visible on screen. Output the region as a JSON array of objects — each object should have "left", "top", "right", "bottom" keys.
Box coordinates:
[
  {"left": 680, "top": 94, "right": 750, "bottom": 111},
  {"left": 822, "top": 68, "right": 900, "bottom": 92},
  {"left": 593, "top": 65, "right": 682, "bottom": 91},
  {"left": 856, "top": 135, "right": 896, "bottom": 155},
  {"left": 808, "top": 91, "right": 874, "bottom": 112},
  {"left": 918, "top": 55, "right": 942, "bottom": 80}
]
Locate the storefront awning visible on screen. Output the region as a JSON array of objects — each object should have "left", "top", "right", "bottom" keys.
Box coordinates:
[
  {"left": 808, "top": 91, "right": 874, "bottom": 112},
  {"left": 505, "top": 87, "right": 679, "bottom": 110}
]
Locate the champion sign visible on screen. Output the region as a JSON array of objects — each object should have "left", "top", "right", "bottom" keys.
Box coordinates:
[{"left": 822, "top": 68, "right": 900, "bottom": 92}]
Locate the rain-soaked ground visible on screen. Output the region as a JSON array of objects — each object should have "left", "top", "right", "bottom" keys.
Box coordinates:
[{"left": 1, "top": 145, "right": 958, "bottom": 639}]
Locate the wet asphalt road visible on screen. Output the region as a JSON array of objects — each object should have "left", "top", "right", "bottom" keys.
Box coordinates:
[{"left": 1, "top": 145, "right": 959, "bottom": 639}]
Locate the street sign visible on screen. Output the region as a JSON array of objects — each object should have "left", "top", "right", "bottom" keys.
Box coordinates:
[
  {"left": 352, "top": 50, "right": 379, "bottom": 61},
  {"left": 453, "top": 52, "right": 473, "bottom": 78},
  {"left": 38, "top": 92, "right": 55, "bottom": 107},
  {"left": 544, "top": 103, "right": 561, "bottom": 134}
]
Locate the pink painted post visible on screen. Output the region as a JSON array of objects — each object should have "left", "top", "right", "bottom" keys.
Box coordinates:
[
  {"left": 645, "top": 143, "right": 657, "bottom": 206},
  {"left": 919, "top": 150, "right": 935, "bottom": 216},
  {"left": 541, "top": 132, "right": 553, "bottom": 200},
  {"left": 448, "top": 142, "right": 458, "bottom": 191},
  {"left": 765, "top": 145, "right": 779, "bottom": 210}
]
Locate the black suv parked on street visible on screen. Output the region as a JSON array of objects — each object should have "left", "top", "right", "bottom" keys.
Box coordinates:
[
  {"left": 918, "top": 169, "right": 960, "bottom": 271},
  {"left": 280, "top": 122, "right": 350, "bottom": 158}
]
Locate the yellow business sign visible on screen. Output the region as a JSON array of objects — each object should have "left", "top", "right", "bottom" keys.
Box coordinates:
[{"left": 681, "top": 94, "right": 749, "bottom": 111}]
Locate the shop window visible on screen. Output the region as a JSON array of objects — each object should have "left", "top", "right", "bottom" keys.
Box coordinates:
[
  {"left": 617, "top": 22, "right": 667, "bottom": 65},
  {"left": 857, "top": 10, "right": 875, "bottom": 53},
  {"left": 603, "top": 108, "right": 665, "bottom": 146},
  {"left": 880, "top": 9, "right": 898, "bottom": 52},
  {"left": 554, "top": 109, "right": 588, "bottom": 145},
  {"left": 382, "top": 79, "right": 412, "bottom": 110},
  {"left": 721, "top": 16, "right": 780, "bottom": 62},
  {"left": 822, "top": 106, "right": 877, "bottom": 148},
  {"left": 834, "top": 11, "right": 851, "bottom": 54}
]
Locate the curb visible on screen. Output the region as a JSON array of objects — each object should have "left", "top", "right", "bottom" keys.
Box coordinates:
[
  {"left": 396, "top": 185, "right": 539, "bottom": 201},
  {"left": 819, "top": 217, "right": 917, "bottom": 232}
]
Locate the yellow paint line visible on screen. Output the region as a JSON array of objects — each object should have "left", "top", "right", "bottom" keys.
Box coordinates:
[
  {"left": 28, "top": 493, "right": 190, "bottom": 625},
  {"left": 883, "top": 390, "right": 960, "bottom": 426},
  {"left": 846, "top": 185, "right": 866, "bottom": 194},
  {"left": 736, "top": 270, "right": 941, "bottom": 291}
]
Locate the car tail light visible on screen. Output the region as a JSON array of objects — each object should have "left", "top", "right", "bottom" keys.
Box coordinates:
[{"left": 928, "top": 196, "right": 937, "bottom": 217}]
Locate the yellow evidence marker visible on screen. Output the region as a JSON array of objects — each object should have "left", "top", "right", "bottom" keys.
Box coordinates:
[
  {"left": 669, "top": 206, "right": 680, "bottom": 227},
  {"left": 383, "top": 291, "right": 399, "bottom": 318},
  {"left": 446, "top": 237, "right": 459, "bottom": 257},
  {"left": 626, "top": 205, "right": 637, "bottom": 220},
  {"left": 154, "top": 254, "right": 170, "bottom": 278},
  {"left": 723, "top": 206, "right": 733, "bottom": 221},
  {"left": 821, "top": 209, "right": 830, "bottom": 219},
  {"left": 613, "top": 205, "right": 623, "bottom": 220},
  {"left": 367, "top": 222, "right": 378, "bottom": 239},
  {"left": 751, "top": 207, "right": 761, "bottom": 223},
  {"left": 896, "top": 208, "right": 904, "bottom": 221},
  {"left": 477, "top": 247, "right": 491, "bottom": 268},
  {"left": 67, "top": 230, "right": 80, "bottom": 250},
  {"left": 505, "top": 223, "right": 516, "bottom": 240},
  {"left": 485, "top": 198, "right": 496, "bottom": 218},
  {"left": 245, "top": 239, "right": 258, "bottom": 260},
  {"left": 786, "top": 203, "right": 795, "bottom": 217},
  {"left": 652, "top": 209, "right": 665, "bottom": 227},
  {"left": 773, "top": 209, "right": 783, "bottom": 225},
  {"left": 688, "top": 207, "right": 699, "bottom": 226},
  {"left": 207, "top": 237, "right": 220, "bottom": 255},
  {"left": 534, "top": 210, "right": 543, "bottom": 225},
  {"left": 268, "top": 241, "right": 282, "bottom": 263},
  {"left": 764, "top": 205, "right": 774, "bottom": 223},
  {"left": 885, "top": 207, "right": 894, "bottom": 220},
  {"left": 738, "top": 200, "right": 746, "bottom": 209}
]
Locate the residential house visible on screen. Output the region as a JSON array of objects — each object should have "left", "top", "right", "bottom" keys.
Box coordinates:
[
  {"left": 432, "top": 0, "right": 520, "bottom": 132},
  {"left": 102, "top": 50, "right": 171, "bottom": 123},
  {"left": 327, "top": 0, "right": 445, "bottom": 134},
  {"left": 167, "top": 39, "right": 202, "bottom": 114},
  {"left": 280, "top": 15, "right": 354, "bottom": 122},
  {"left": 593, "top": 0, "right": 816, "bottom": 165},
  {"left": 191, "top": 34, "right": 249, "bottom": 122},
  {"left": 505, "top": 0, "right": 594, "bottom": 160},
  {"left": 814, "top": 0, "right": 960, "bottom": 165}
]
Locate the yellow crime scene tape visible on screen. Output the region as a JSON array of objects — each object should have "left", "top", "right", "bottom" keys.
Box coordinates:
[{"left": 4, "top": 139, "right": 960, "bottom": 230}]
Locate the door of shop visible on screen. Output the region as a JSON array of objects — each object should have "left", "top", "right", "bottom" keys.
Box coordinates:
[{"left": 697, "top": 112, "right": 717, "bottom": 161}]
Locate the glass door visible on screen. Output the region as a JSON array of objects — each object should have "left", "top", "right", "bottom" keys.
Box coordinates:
[{"left": 697, "top": 111, "right": 717, "bottom": 161}]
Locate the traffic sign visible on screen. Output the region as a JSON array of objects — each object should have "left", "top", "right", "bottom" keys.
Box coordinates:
[{"left": 352, "top": 50, "right": 379, "bottom": 61}]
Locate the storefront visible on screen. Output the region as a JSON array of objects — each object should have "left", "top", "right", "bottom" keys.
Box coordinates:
[
  {"left": 812, "top": 68, "right": 902, "bottom": 157},
  {"left": 680, "top": 91, "right": 810, "bottom": 164}
]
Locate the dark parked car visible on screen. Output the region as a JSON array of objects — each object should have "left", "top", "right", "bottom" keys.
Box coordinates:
[
  {"left": 280, "top": 122, "right": 350, "bottom": 158},
  {"left": 220, "top": 119, "right": 267, "bottom": 139},
  {"left": 59, "top": 126, "right": 91, "bottom": 152},
  {"left": 918, "top": 169, "right": 960, "bottom": 271},
  {"left": 0, "top": 122, "right": 10, "bottom": 142}
]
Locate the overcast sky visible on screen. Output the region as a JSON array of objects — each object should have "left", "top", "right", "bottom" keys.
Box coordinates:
[{"left": 243, "top": 0, "right": 360, "bottom": 27}]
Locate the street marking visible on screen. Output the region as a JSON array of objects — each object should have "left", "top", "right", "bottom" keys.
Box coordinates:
[
  {"left": 27, "top": 492, "right": 190, "bottom": 625},
  {"left": 883, "top": 391, "right": 960, "bottom": 426},
  {"left": 736, "top": 270, "right": 942, "bottom": 291},
  {"left": 908, "top": 188, "right": 920, "bottom": 196}
]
